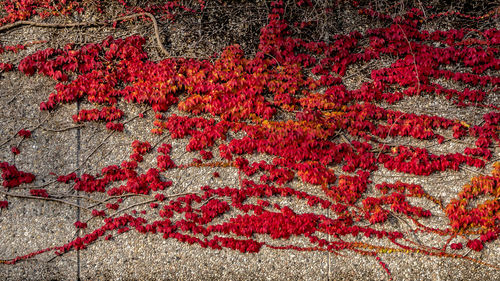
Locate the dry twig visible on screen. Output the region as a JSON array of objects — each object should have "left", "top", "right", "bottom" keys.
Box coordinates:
[
  {"left": 0, "top": 190, "right": 91, "bottom": 211},
  {"left": 0, "top": 13, "right": 169, "bottom": 57}
]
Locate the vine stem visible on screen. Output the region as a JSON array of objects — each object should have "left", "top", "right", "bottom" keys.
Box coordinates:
[
  {"left": 0, "top": 112, "right": 51, "bottom": 148},
  {"left": 41, "top": 124, "right": 86, "bottom": 132},
  {"left": 0, "top": 12, "right": 169, "bottom": 57},
  {"left": 375, "top": 112, "right": 407, "bottom": 160},
  {"left": 396, "top": 23, "right": 420, "bottom": 94},
  {"left": 2, "top": 110, "right": 149, "bottom": 192},
  {"left": 68, "top": 108, "right": 149, "bottom": 184},
  {"left": 0, "top": 190, "right": 91, "bottom": 211},
  {"left": 44, "top": 191, "right": 204, "bottom": 264},
  {"left": 51, "top": 193, "right": 106, "bottom": 205},
  {"left": 108, "top": 191, "right": 203, "bottom": 218}
]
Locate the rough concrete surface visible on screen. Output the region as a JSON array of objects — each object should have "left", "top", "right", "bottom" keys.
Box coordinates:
[{"left": 0, "top": 1, "right": 499, "bottom": 281}]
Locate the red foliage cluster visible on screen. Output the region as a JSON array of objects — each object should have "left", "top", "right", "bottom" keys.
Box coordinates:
[
  {"left": 17, "top": 129, "right": 31, "bottom": 138},
  {"left": 157, "top": 143, "right": 176, "bottom": 171},
  {"left": 0, "top": 62, "right": 13, "bottom": 72},
  {"left": 10, "top": 146, "right": 20, "bottom": 155},
  {"left": 445, "top": 163, "right": 499, "bottom": 235},
  {"left": 0, "top": 162, "right": 35, "bottom": 188},
  {"left": 30, "top": 188, "right": 48, "bottom": 197},
  {"left": 72, "top": 106, "right": 123, "bottom": 123},
  {"left": 74, "top": 221, "right": 88, "bottom": 229}
]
